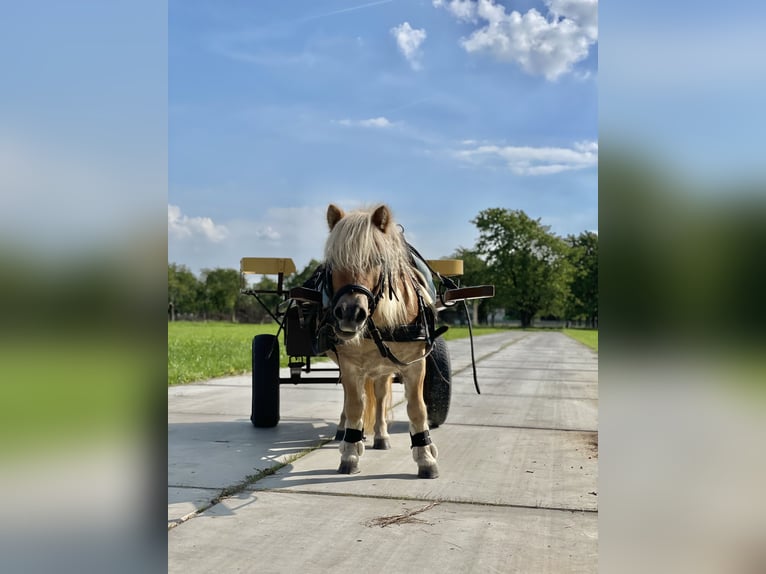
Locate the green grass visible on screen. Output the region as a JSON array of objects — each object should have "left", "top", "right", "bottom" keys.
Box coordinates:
[
  {"left": 563, "top": 328, "right": 598, "bottom": 351},
  {"left": 168, "top": 322, "right": 282, "bottom": 385},
  {"left": 169, "top": 321, "right": 591, "bottom": 385},
  {"left": 440, "top": 325, "right": 513, "bottom": 340},
  {"left": 168, "top": 321, "right": 507, "bottom": 385},
  {"left": 1, "top": 335, "right": 156, "bottom": 459}
]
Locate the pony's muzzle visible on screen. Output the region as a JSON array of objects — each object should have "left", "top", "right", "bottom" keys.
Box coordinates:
[{"left": 333, "top": 296, "right": 368, "bottom": 336}]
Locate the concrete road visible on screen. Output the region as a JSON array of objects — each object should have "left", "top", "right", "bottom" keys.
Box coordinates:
[{"left": 168, "top": 331, "right": 598, "bottom": 573}]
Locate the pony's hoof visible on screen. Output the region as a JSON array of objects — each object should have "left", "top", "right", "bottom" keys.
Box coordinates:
[
  {"left": 338, "top": 460, "right": 360, "bottom": 474},
  {"left": 417, "top": 465, "right": 439, "bottom": 479},
  {"left": 333, "top": 429, "right": 345, "bottom": 441},
  {"left": 372, "top": 437, "right": 391, "bottom": 450}
]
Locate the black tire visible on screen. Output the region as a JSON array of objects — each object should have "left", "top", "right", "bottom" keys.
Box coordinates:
[
  {"left": 251, "top": 334, "right": 280, "bottom": 428},
  {"left": 423, "top": 337, "right": 451, "bottom": 428}
]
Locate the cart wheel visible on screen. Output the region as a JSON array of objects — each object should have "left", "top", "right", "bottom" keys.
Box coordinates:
[
  {"left": 251, "top": 334, "right": 280, "bottom": 428},
  {"left": 424, "top": 337, "right": 451, "bottom": 428}
]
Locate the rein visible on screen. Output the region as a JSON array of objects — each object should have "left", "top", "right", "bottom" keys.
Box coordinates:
[{"left": 404, "top": 242, "right": 483, "bottom": 395}]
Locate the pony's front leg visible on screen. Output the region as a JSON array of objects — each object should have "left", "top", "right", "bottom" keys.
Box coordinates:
[
  {"left": 372, "top": 374, "right": 392, "bottom": 450},
  {"left": 335, "top": 409, "right": 346, "bottom": 441},
  {"left": 403, "top": 361, "right": 439, "bottom": 479},
  {"left": 338, "top": 374, "right": 365, "bottom": 474},
  {"left": 335, "top": 374, "right": 346, "bottom": 441}
]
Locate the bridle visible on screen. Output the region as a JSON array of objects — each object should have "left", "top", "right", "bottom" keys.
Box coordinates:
[
  {"left": 321, "top": 265, "right": 446, "bottom": 367},
  {"left": 327, "top": 272, "right": 385, "bottom": 319}
]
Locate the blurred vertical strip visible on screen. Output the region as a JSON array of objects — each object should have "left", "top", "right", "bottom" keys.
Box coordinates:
[
  {"left": 600, "top": 2, "right": 766, "bottom": 573},
  {"left": 0, "top": 1, "right": 167, "bottom": 573}
]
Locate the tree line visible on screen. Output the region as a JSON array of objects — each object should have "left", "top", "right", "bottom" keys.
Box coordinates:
[{"left": 168, "top": 208, "right": 597, "bottom": 328}]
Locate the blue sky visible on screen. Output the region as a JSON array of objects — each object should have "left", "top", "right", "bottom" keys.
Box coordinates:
[
  {"left": 3, "top": 1, "right": 763, "bottom": 275},
  {"left": 600, "top": 3, "right": 766, "bottom": 184},
  {"left": 170, "top": 0, "right": 599, "bottom": 275}
]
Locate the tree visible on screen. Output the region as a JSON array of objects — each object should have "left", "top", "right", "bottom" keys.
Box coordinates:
[
  {"left": 201, "top": 268, "right": 242, "bottom": 322},
  {"left": 472, "top": 208, "right": 571, "bottom": 328},
  {"left": 565, "top": 231, "right": 598, "bottom": 327},
  {"left": 168, "top": 263, "right": 201, "bottom": 320}
]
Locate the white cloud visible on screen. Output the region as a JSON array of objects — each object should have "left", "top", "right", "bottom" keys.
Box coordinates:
[
  {"left": 254, "top": 225, "right": 280, "bottom": 240},
  {"left": 434, "top": 0, "right": 477, "bottom": 22},
  {"left": 219, "top": 205, "right": 329, "bottom": 274},
  {"left": 434, "top": 0, "right": 597, "bottom": 80},
  {"left": 390, "top": 22, "right": 427, "bottom": 70},
  {"left": 168, "top": 204, "right": 228, "bottom": 242},
  {"left": 337, "top": 117, "right": 393, "bottom": 128},
  {"left": 169, "top": 205, "right": 328, "bottom": 276},
  {"left": 0, "top": 134, "right": 161, "bottom": 253},
  {"left": 453, "top": 139, "right": 598, "bottom": 175}
]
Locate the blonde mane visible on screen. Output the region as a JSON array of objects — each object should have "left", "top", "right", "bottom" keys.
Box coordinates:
[{"left": 324, "top": 205, "right": 432, "bottom": 329}]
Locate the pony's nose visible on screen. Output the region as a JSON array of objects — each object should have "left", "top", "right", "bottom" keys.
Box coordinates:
[{"left": 333, "top": 302, "right": 367, "bottom": 330}]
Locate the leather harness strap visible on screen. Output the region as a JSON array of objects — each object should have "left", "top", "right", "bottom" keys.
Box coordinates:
[{"left": 295, "top": 233, "right": 482, "bottom": 394}]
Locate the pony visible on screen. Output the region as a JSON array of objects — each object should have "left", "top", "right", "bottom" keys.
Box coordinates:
[{"left": 322, "top": 203, "right": 440, "bottom": 479}]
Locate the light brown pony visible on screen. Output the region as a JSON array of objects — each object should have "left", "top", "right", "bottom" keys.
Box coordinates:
[{"left": 324, "top": 203, "right": 439, "bottom": 479}]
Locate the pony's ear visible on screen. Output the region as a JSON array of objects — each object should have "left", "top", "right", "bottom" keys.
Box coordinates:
[
  {"left": 371, "top": 204, "right": 392, "bottom": 233},
  {"left": 327, "top": 204, "right": 345, "bottom": 230}
]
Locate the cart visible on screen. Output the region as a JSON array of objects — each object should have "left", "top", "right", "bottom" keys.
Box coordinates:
[{"left": 240, "top": 257, "right": 493, "bottom": 429}]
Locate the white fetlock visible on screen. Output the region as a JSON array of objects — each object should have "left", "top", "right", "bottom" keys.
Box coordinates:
[
  {"left": 411, "top": 443, "right": 438, "bottom": 464},
  {"left": 338, "top": 440, "right": 365, "bottom": 474},
  {"left": 339, "top": 440, "right": 365, "bottom": 457},
  {"left": 412, "top": 443, "right": 439, "bottom": 479}
]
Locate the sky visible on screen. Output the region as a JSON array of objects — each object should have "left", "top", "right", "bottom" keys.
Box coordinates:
[
  {"left": 1, "top": 1, "right": 166, "bottom": 257},
  {"left": 168, "top": 0, "right": 599, "bottom": 276},
  {"left": 2, "top": 0, "right": 762, "bottom": 273},
  {"left": 599, "top": 2, "right": 766, "bottom": 185}
]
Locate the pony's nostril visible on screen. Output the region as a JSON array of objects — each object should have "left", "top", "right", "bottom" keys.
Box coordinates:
[
  {"left": 355, "top": 308, "right": 367, "bottom": 323},
  {"left": 334, "top": 306, "right": 343, "bottom": 320}
]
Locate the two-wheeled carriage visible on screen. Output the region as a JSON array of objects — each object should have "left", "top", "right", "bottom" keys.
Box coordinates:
[{"left": 240, "top": 256, "right": 491, "bottom": 429}]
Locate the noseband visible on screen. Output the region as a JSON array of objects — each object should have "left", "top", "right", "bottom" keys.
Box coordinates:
[{"left": 329, "top": 277, "right": 384, "bottom": 318}]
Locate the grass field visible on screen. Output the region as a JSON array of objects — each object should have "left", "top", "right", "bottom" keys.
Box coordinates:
[
  {"left": 168, "top": 321, "right": 519, "bottom": 385},
  {"left": 2, "top": 335, "right": 154, "bottom": 459},
  {"left": 563, "top": 328, "right": 598, "bottom": 351},
  {"left": 168, "top": 322, "right": 280, "bottom": 385},
  {"left": 169, "top": 322, "right": 599, "bottom": 385}
]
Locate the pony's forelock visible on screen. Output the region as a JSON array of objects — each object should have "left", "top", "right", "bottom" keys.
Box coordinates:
[{"left": 323, "top": 206, "right": 407, "bottom": 277}]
